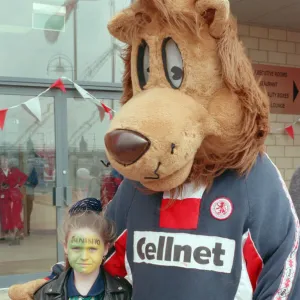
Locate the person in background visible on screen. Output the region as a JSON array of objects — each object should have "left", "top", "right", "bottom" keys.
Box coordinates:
[
  {"left": 100, "top": 168, "right": 123, "bottom": 208},
  {"left": 289, "top": 167, "right": 300, "bottom": 218},
  {"left": 0, "top": 153, "right": 28, "bottom": 240},
  {"left": 25, "top": 152, "right": 39, "bottom": 236},
  {"left": 87, "top": 165, "right": 101, "bottom": 199}
]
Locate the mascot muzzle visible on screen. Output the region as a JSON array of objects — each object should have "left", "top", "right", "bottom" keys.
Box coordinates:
[{"left": 105, "top": 88, "right": 219, "bottom": 192}]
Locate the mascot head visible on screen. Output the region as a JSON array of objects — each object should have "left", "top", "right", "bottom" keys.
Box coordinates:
[{"left": 104, "top": 0, "right": 269, "bottom": 192}]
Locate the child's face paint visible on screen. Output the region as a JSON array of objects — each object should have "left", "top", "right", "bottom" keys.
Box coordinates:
[{"left": 67, "top": 228, "right": 105, "bottom": 274}]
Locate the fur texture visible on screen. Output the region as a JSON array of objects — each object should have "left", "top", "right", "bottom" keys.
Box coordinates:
[
  {"left": 106, "top": 0, "right": 269, "bottom": 191},
  {"left": 8, "top": 279, "right": 47, "bottom": 300}
]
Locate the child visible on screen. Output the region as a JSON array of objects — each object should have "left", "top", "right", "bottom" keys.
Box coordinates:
[{"left": 33, "top": 198, "right": 132, "bottom": 300}]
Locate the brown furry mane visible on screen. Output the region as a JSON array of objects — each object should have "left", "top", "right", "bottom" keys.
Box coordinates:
[{"left": 119, "top": 0, "right": 270, "bottom": 191}]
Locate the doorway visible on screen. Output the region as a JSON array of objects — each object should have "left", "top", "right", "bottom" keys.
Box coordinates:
[{"left": 0, "top": 80, "right": 121, "bottom": 287}]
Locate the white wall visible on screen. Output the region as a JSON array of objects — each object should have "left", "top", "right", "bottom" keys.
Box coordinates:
[{"left": 238, "top": 24, "right": 300, "bottom": 186}]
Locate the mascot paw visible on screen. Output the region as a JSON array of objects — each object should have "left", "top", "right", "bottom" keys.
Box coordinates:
[{"left": 8, "top": 279, "right": 47, "bottom": 300}]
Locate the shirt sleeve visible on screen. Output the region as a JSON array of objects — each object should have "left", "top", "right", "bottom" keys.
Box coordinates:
[
  {"left": 103, "top": 179, "right": 136, "bottom": 278},
  {"left": 246, "top": 159, "right": 300, "bottom": 299}
]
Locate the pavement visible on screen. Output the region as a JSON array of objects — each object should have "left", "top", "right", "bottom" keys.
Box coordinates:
[{"left": 0, "top": 289, "right": 9, "bottom": 300}]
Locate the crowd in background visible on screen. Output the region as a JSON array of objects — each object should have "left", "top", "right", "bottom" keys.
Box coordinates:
[
  {"left": 0, "top": 151, "right": 39, "bottom": 242},
  {"left": 0, "top": 147, "right": 123, "bottom": 244}
]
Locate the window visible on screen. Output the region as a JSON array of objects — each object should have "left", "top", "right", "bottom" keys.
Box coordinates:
[{"left": 0, "top": 0, "right": 132, "bottom": 83}]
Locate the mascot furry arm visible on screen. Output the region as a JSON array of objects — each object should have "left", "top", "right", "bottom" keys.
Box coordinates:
[{"left": 9, "top": 0, "right": 300, "bottom": 299}]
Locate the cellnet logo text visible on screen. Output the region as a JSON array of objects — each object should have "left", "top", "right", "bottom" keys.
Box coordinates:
[{"left": 133, "top": 231, "right": 236, "bottom": 273}]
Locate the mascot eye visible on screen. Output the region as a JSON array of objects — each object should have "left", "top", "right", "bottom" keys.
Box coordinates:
[
  {"left": 137, "top": 40, "right": 150, "bottom": 89},
  {"left": 162, "top": 38, "right": 184, "bottom": 89}
]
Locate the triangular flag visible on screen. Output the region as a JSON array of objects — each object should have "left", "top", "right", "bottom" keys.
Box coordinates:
[
  {"left": 23, "top": 97, "right": 42, "bottom": 122},
  {"left": 50, "top": 78, "right": 66, "bottom": 92},
  {"left": 0, "top": 109, "right": 8, "bottom": 130},
  {"left": 101, "top": 103, "right": 113, "bottom": 120},
  {"left": 285, "top": 125, "right": 294, "bottom": 139},
  {"left": 74, "top": 83, "right": 93, "bottom": 99},
  {"left": 97, "top": 105, "right": 105, "bottom": 122}
]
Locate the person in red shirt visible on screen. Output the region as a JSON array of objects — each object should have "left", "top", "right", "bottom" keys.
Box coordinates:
[
  {"left": 100, "top": 169, "right": 123, "bottom": 208},
  {"left": 0, "top": 153, "right": 28, "bottom": 240}
]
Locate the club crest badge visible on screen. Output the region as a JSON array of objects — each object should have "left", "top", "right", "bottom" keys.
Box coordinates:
[{"left": 210, "top": 197, "right": 233, "bottom": 221}]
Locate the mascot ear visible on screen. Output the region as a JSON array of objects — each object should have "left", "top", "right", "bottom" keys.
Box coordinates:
[
  {"left": 107, "top": 8, "right": 135, "bottom": 43},
  {"left": 195, "top": 0, "right": 230, "bottom": 38},
  {"left": 108, "top": 7, "right": 152, "bottom": 44}
]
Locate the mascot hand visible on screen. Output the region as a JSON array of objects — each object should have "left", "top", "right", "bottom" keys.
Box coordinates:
[{"left": 8, "top": 279, "right": 47, "bottom": 300}]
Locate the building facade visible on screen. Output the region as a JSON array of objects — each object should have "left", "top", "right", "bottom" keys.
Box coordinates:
[{"left": 238, "top": 24, "right": 300, "bottom": 188}]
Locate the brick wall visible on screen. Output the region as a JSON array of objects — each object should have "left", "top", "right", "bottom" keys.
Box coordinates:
[{"left": 238, "top": 24, "right": 300, "bottom": 187}]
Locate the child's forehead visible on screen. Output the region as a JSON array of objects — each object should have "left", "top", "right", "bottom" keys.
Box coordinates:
[{"left": 69, "top": 227, "right": 100, "bottom": 239}]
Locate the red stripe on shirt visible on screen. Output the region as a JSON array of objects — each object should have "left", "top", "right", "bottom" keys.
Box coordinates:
[
  {"left": 104, "top": 229, "right": 128, "bottom": 277},
  {"left": 243, "top": 232, "right": 263, "bottom": 291},
  {"left": 159, "top": 198, "right": 201, "bottom": 230}
]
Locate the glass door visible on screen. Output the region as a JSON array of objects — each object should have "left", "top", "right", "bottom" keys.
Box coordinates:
[
  {"left": 0, "top": 92, "right": 57, "bottom": 286},
  {"left": 0, "top": 87, "right": 122, "bottom": 288},
  {"left": 66, "top": 96, "right": 121, "bottom": 210}
]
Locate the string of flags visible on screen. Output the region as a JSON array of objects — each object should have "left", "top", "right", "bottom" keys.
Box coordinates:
[
  {"left": 270, "top": 118, "right": 300, "bottom": 140},
  {"left": 62, "top": 76, "right": 114, "bottom": 121},
  {"left": 0, "top": 78, "right": 298, "bottom": 141},
  {"left": 0, "top": 77, "right": 115, "bottom": 130}
]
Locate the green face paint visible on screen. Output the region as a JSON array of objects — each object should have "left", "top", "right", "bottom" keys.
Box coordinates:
[{"left": 67, "top": 229, "right": 105, "bottom": 274}]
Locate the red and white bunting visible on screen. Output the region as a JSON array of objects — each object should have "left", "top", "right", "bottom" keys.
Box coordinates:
[
  {"left": 73, "top": 82, "right": 94, "bottom": 99},
  {"left": 51, "top": 78, "right": 66, "bottom": 92},
  {"left": 270, "top": 117, "right": 300, "bottom": 139},
  {"left": 101, "top": 103, "right": 113, "bottom": 120},
  {"left": 0, "top": 109, "right": 8, "bottom": 130},
  {"left": 285, "top": 125, "right": 295, "bottom": 140},
  {"left": 97, "top": 105, "right": 106, "bottom": 122},
  {"left": 0, "top": 77, "right": 115, "bottom": 129},
  {"left": 23, "top": 97, "right": 42, "bottom": 122},
  {"left": 64, "top": 77, "right": 115, "bottom": 121}
]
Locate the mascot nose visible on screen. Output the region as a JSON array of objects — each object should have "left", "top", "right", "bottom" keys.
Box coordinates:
[{"left": 105, "top": 129, "right": 150, "bottom": 165}]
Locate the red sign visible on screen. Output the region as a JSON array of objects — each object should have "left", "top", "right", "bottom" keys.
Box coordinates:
[{"left": 253, "top": 64, "right": 300, "bottom": 114}]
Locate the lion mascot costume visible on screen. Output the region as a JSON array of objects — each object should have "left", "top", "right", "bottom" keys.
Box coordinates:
[{"left": 9, "top": 0, "right": 300, "bottom": 299}]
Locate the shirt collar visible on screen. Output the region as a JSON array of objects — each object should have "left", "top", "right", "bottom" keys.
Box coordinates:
[{"left": 67, "top": 269, "right": 105, "bottom": 297}]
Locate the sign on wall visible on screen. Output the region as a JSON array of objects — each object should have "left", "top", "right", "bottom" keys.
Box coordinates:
[{"left": 253, "top": 64, "right": 300, "bottom": 114}]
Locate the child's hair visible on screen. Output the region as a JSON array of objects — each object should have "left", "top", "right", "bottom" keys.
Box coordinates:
[{"left": 60, "top": 208, "right": 116, "bottom": 270}]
